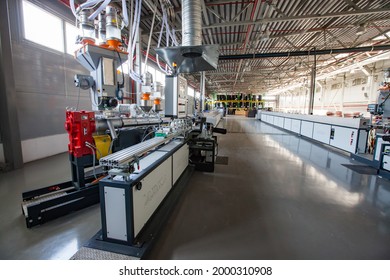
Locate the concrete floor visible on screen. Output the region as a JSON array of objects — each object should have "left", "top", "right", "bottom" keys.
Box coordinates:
[{"left": 1, "top": 116, "right": 390, "bottom": 259}]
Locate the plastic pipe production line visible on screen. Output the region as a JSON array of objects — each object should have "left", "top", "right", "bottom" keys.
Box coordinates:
[
  {"left": 258, "top": 68, "right": 390, "bottom": 180},
  {"left": 21, "top": 0, "right": 225, "bottom": 257}
]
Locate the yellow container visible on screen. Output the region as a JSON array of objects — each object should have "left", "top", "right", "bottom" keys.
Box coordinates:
[{"left": 93, "top": 135, "right": 111, "bottom": 160}]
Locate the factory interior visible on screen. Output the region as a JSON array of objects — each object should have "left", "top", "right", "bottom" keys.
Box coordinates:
[{"left": 1, "top": 0, "right": 390, "bottom": 260}]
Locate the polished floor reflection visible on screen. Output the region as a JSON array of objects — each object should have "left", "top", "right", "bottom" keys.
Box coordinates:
[
  {"left": 0, "top": 116, "right": 390, "bottom": 259},
  {"left": 148, "top": 116, "right": 390, "bottom": 259},
  {"left": 0, "top": 153, "right": 101, "bottom": 260}
]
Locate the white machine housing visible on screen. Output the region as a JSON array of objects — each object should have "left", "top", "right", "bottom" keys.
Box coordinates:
[
  {"left": 164, "top": 75, "right": 188, "bottom": 118},
  {"left": 258, "top": 111, "right": 369, "bottom": 154},
  {"left": 100, "top": 140, "right": 189, "bottom": 244}
]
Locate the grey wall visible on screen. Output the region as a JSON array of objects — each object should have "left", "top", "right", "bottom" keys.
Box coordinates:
[{"left": 9, "top": 0, "right": 90, "bottom": 141}]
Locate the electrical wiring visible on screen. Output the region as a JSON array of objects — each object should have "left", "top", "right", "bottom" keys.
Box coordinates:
[
  {"left": 143, "top": 3, "right": 157, "bottom": 74},
  {"left": 86, "top": 142, "right": 103, "bottom": 158},
  {"left": 141, "top": 125, "right": 156, "bottom": 141},
  {"left": 85, "top": 142, "right": 98, "bottom": 179},
  {"left": 109, "top": 139, "right": 115, "bottom": 153},
  {"left": 142, "top": 129, "right": 156, "bottom": 142}
]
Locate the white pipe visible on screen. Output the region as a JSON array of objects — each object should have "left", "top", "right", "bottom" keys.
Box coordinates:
[
  {"left": 121, "top": 0, "right": 129, "bottom": 28},
  {"left": 144, "top": 5, "right": 157, "bottom": 74},
  {"left": 88, "top": 0, "right": 111, "bottom": 20},
  {"left": 80, "top": 0, "right": 103, "bottom": 9},
  {"left": 70, "top": 0, "right": 77, "bottom": 17}
]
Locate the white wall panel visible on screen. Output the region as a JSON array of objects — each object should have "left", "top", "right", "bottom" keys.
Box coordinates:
[{"left": 21, "top": 133, "right": 68, "bottom": 163}]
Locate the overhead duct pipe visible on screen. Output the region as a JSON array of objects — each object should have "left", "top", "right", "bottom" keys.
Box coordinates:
[
  {"left": 155, "top": 0, "right": 219, "bottom": 73},
  {"left": 219, "top": 44, "right": 390, "bottom": 60},
  {"left": 182, "top": 0, "right": 202, "bottom": 47}
]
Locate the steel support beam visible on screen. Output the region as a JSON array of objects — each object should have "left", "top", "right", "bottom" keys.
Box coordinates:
[
  {"left": 201, "top": 0, "right": 214, "bottom": 45},
  {"left": 169, "top": 7, "right": 390, "bottom": 33},
  {"left": 200, "top": 71, "right": 206, "bottom": 111},
  {"left": 216, "top": 17, "right": 390, "bottom": 47},
  {"left": 202, "top": 8, "right": 390, "bottom": 30},
  {"left": 219, "top": 44, "right": 390, "bottom": 60},
  {"left": 308, "top": 49, "right": 317, "bottom": 115},
  {"left": 0, "top": 0, "right": 23, "bottom": 169}
]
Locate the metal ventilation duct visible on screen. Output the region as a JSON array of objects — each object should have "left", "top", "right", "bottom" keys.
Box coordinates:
[
  {"left": 155, "top": 0, "right": 219, "bottom": 73},
  {"left": 182, "top": 0, "right": 202, "bottom": 47}
]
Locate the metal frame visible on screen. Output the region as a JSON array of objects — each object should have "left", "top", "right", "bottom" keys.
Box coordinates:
[
  {"left": 85, "top": 141, "right": 190, "bottom": 259},
  {"left": 22, "top": 153, "right": 102, "bottom": 228},
  {"left": 188, "top": 135, "right": 217, "bottom": 172},
  {"left": 70, "top": 154, "right": 95, "bottom": 189},
  {"left": 22, "top": 180, "right": 100, "bottom": 228}
]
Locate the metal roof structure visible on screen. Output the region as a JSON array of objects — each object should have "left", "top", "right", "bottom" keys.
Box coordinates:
[{"left": 137, "top": 0, "right": 390, "bottom": 96}]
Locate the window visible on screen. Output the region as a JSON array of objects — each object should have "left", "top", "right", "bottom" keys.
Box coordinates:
[
  {"left": 187, "top": 87, "right": 195, "bottom": 97},
  {"left": 147, "top": 65, "right": 156, "bottom": 80},
  {"left": 155, "top": 70, "right": 165, "bottom": 85},
  {"left": 65, "top": 22, "right": 80, "bottom": 55},
  {"left": 117, "top": 61, "right": 129, "bottom": 75},
  {"left": 22, "top": 0, "right": 64, "bottom": 52}
]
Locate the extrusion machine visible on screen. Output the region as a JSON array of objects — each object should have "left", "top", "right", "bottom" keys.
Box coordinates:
[{"left": 22, "top": 1, "right": 225, "bottom": 254}]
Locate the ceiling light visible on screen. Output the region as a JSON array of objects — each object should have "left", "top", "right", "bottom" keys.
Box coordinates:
[
  {"left": 335, "top": 53, "right": 349, "bottom": 59},
  {"left": 373, "top": 31, "right": 390, "bottom": 41},
  {"left": 373, "top": 35, "right": 387, "bottom": 40},
  {"left": 261, "top": 30, "right": 270, "bottom": 42},
  {"left": 356, "top": 24, "right": 366, "bottom": 36}
]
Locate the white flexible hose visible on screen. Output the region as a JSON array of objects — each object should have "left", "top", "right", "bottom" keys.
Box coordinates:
[
  {"left": 70, "top": 0, "right": 77, "bottom": 17},
  {"left": 143, "top": 3, "right": 157, "bottom": 74},
  {"left": 121, "top": 0, "right": 129, "bottom": 28},
  {"left": 130, "top": 0, "right": 142, "bottom": 54},
  {"left": 80, "top": 0, "right": 102, "bottom": 9},
  {"left": 128, "top": 0, "right": 143, "bottom": 84},
  {"left": 88, "top": 0, "right": 111, "bottom": 20}
]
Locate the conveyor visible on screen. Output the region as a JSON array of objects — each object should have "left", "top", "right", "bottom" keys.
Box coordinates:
[{"left": 99, "top": 133, "right": 180, "bottom": 168}]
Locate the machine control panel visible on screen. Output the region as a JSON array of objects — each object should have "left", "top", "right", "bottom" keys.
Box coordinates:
[{"left": 367, "top": 104, "right": 378, "bottom": 114}]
